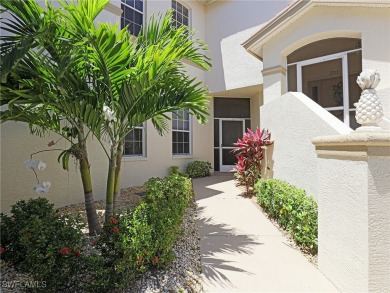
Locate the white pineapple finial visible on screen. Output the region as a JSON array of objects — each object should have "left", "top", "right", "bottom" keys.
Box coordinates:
[{"left": 354, "top": 69, "right": 384, "bottom": 132}]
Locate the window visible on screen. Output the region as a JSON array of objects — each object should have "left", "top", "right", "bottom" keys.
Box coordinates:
[
  {"left": 171, "top": 0, "right": 189, "bottom": 29},
  {"left": 172, "top": 108, "right": 191, "bottom": 155},
  {"left": 124, "top": 124, "right": 145, "bottom": 156},
  {"left": 287, "top": 38, "right": 362, "bottom": 129},
  {"left": 121, "top": 0, "right": 144, "bottom": 37}
]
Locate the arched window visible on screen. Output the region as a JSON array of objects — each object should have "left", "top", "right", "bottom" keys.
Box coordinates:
[{"left": 287, "top": 38, "right": 362, "bottom": 129}]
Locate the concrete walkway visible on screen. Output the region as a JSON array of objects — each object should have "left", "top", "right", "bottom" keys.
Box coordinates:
[{"left": 193, "top": 173, "right": 339, "bottom": 293}]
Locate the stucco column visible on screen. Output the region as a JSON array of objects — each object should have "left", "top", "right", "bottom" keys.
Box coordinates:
[
  {"left": 312, "top": 132, "right": 390, "bottom": 292},
  {"left": 262, "top": 66, "right": 287, "bottom": 104}
]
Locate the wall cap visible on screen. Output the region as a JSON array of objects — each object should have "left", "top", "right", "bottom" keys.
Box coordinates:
[
  {"left": 312, "top": 132, "right": 390, "bottom": 159},
  {"left": 312, "top": 132, "right": 390, "bottom": 147}
]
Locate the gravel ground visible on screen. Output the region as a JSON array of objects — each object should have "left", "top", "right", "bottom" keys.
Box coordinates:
[{"left": 0, "top": 186, "right": 204, "bottom": 293}]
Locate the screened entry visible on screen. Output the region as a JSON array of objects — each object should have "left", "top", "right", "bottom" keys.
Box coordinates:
[
  {"left": 214, "top": 98, "right": 251, "bottom": 172},
  {"left": 287, "top": 38, "right": 362, "bottom": 129}
]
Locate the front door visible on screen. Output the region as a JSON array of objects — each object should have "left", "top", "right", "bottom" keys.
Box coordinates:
[{"left": 219, "top": 119, "right": 245, "bottom": 172}]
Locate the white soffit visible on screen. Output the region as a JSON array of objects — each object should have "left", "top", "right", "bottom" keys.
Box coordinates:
[
  {"left": 242, "top": 0, "right": 390, "bottom": 60},
  {"left": 197, "top": 0, "right": 217, "bottom": 5}
]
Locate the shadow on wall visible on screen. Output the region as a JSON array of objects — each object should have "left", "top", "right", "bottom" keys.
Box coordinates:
[
  {"left": 197, "top": 206, "right": 262, "bottom": 288},
  {"left": 261, "top": 144, "right": 274, "bottom": 179}
]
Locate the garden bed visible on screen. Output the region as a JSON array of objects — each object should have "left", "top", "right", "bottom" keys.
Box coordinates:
[{"left": 0, "top": 183, "right": 204, "bottom": 292}]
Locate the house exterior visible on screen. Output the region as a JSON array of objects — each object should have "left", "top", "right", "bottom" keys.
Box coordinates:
[
  {"left": 1, "top": 0, "right": 389, "bottom": 213},
  {"left": 0, "top": 0, "right": 289, "bottom": 213}
]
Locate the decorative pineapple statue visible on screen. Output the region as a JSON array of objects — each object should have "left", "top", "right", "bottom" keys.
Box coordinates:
[{"left": 354, "top": 69, "right": 384, "bottom": 132}]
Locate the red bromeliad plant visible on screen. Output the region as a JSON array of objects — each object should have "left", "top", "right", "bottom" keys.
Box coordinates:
[{"left": 232, "top": 128, "right": 273, "bottom": 194}]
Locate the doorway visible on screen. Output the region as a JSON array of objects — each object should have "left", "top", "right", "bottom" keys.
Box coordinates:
[
  {"left": 213, "top": 98, "right": 251, "bottom": 172},
  {"left": 218, "top": 119, "right": 245, "bottom": 172}
]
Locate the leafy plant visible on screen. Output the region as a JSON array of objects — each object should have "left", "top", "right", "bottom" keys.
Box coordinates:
[
  {"left": 168, "top": 165, "right": 184, "bottom": 176},
  {"left": 88, "top": 174, "right": 193, "bottom": 291},
  {"left": 0, "top": 198, "right": 85, "bottom": 292},
  {"left": 1, "top": 0, "right": 211, "bottom": 224},
  {"left": 254, "top": 179, "right": 318, "bottom": 254},
  {"left": 232, "top": 128, "right": 273, "bottom": 194},
  {"left": 185, "top": 161, "right": 212, "bottom": 178}
]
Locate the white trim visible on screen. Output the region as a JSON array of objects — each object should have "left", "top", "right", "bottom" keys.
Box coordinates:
[
  {"left": 325, "top": 106, "right": 344, "bottom": 111},
  {"left": 287, "top": 48, "right": 361, "bottom": 67},
  {"left": 123, "top": 123, "right": 146, "bottom": 157},
  {"left": 120, "top": 0, "right": 145, "bottom": 36},
  {"left": 342, "top": 54, "right": 350, "bottom": 126},
  {"left": 172, "top": 0, "right": 191, "bottom": 29},
  {"left": 172, "top": 108, "right": 192, "bottom": 156},
  {"left": 297, "top": 65, "right": 302, "bottom": 92},
  {"left": 293, "top": 49, "right": 362, "bottom": 127}
]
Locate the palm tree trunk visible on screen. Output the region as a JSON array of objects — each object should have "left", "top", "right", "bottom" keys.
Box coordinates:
[
  {"left": 113, "top": 143, "right": 123, "bottom": 212},
  {"left": 105, "top": 146, "right": 117, "bottom": 221},
  {"left": 78, "top": 130, "right": 102, "bottom": 235}
]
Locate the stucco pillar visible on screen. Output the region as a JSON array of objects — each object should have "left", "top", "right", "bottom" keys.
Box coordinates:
[
  {"left": 262, "top": 66, "right": 287, "bottom": 104},
  {"left": 312, "top": 132, "right": 390, "bottom": 292}
]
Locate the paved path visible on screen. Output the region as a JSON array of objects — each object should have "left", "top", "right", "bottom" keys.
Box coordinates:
[{"left": 193, "top": 173, "right": 339, "bottom": 293}]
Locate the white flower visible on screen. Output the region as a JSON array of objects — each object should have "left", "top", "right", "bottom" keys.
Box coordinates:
[
  {"left": 103, "top": 105, "right": 116, "bottom": 122},
  {"left": 37, "top": 161, "right": 47, "bottom": 170},
  {"left": 33, "top": 183, "right": 50, "bottom": 194},
  {"left": 24, "top": 159, "right": 47, "bottom": 170},
  {"left": 33, "top": 184, "right": 41, "bottom": 190},
  {"left": 42, "top": 181, "right": 51, "bottom": 188},
  {"left": 24, "top": 159, "right": 39, "bottom": 170}
]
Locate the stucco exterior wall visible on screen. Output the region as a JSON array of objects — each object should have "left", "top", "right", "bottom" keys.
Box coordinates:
[
  {"left": 313, "top": 133, "right": 390, "bottom": 292},
  {"left": 261, "top": 5, "right": 390, "bottom": 112},
  {"left": 317, "top": 157, "right": 369, "bottom": 291},
  {"left": 0, "top": 0, "right": 212, "bottom": 214},
  {"left": 0, "top": 122, "right": 109, "bottom": 214},
  {"left": 204, "top": 0, "right": 289, "bottom": 94},
  {"left": 260, "top": 92, "right": 351, "bottom": 199}
]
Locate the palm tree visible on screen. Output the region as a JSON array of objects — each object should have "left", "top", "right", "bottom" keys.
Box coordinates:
[
  {"left": 0, "top": 0, "right": 111, "bottom": 235},
  {"left": 1, "top": 0, "right": 211, "bottom": 222},
  {"left": 85, "top": 14, "right": 211, "bottom": 218}
]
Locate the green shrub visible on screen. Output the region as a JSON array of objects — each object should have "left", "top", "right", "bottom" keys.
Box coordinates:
[
  {"left": 185, "top": 161, "right": 212, "bottom": 178},
  {"left": 168, "top": 165, "right": 184, "bottom": 176},
  {"left": 89, "top": 174, "right": 193, "bottom": 291},
  {"left": 254, "top": 179, "right": 318, "bottom": 254},
  {"left": 0, "top": 197, "right": 85, "bottom": 292}
]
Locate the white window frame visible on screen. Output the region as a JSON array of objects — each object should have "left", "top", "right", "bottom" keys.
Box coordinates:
[
  {"left": 287, "top": 48, "right": 362, "bottom": 127},
  {"left": 121, "top": 0, "right": 145, "bottom": 37},
  {"left": 124, "top": 123, "right": 146, "bottom": 157},
  {"left": 172, "top": 109, "right": 192, "bottom": 156},
  {"left": 171, "top": 0, "right": 190, "bottom": 29}
]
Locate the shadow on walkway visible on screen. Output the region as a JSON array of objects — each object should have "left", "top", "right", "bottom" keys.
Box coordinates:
[
  {"left": 194, "top": 173, "right": 236, "bottom": 201},
  {"left": 198, "top": 206, "right": 262, "bottom": 288}
]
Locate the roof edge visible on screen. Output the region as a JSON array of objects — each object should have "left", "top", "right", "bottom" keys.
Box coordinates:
[{"left": 243, "top": 0, "right": 390, "bottom": 59}]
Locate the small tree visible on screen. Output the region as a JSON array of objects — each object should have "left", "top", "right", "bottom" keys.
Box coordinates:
[
  {"left": 232, "top": 128, "right": 273, "bottom": 194},
  {"left": 0, "top": 0, "right": 109, "bottom": 235},
  {"left": 1, "top": 0, "right": 211, "bottom": 222}
]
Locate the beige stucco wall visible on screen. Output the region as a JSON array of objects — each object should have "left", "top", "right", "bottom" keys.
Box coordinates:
[
  {"left": 313, "top": 133, "right": 390, "bottom": 292},
  {"left": 260, "top": 92, "right": 351, "bottom": 199},
  {"left": 0, "top": 0, "right": 212, "bottom": 214},
  {"left": 205, "top": 0, "right": 290, "bottom": 94},
  {"left": 261, "top": 5, "right": 390, "bottom": 113}
]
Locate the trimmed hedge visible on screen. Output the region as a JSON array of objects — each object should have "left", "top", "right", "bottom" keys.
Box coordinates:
[
  {"left": 90, "top": 174, "right": 194, "bottom": 291},
  {"left": 185, "top": 161, "right": 212, "bottom": 178},
  {"left": 254, "top": 179, "right": 318, "bottom": 254}
]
